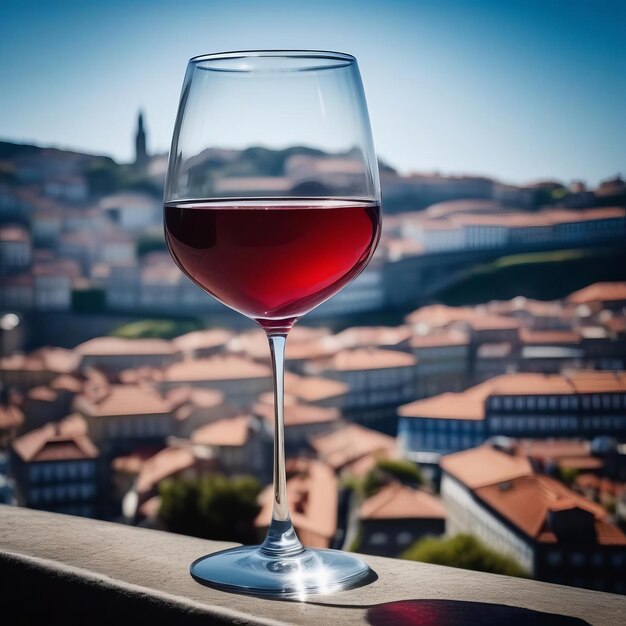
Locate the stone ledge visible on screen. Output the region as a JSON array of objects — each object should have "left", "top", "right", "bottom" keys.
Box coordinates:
[{"left": 1, "top": 505, "right": 625, "bottom": 626}]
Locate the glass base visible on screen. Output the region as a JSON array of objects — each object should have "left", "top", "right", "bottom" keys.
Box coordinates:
[{"left": 190, "top": 544, "right": 372, "bottom": 599}]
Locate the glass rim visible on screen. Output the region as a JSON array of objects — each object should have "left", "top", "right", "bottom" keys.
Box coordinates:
[{"left": 188, "top": 49, "right": 356, "bottom": 73}]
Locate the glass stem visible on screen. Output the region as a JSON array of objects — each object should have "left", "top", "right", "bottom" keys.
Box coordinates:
[{"left": 260, "top": 332, "right": 304, "bottom": 557}]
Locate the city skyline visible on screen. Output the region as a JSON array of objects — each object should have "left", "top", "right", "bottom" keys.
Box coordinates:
[{"left": 1, "top": 0, "right": 625, "bottom": 185}]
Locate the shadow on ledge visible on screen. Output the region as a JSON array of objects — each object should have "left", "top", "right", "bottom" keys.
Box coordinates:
[{"left": 366, "top": 599, "right": 591, "bottom": 626}]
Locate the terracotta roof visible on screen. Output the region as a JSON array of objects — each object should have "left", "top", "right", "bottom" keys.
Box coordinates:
[
  {"left": 0, "top": 226, "right": 29, "bottom": 242},
  {"left": 172, "top": 329, "right": 234, "bottom": 352},
  {"left": 226, "top": 327, "right": 331, "bottom": 360},
  {"left": 308, "top": 348, "right": 416, "bottom": 373},
  {"left": 284, "top": 337, "right": 341, "bottom": 361},
  {"left": 12, "top": 420, "right": 98, "bottom": 463},
  {"left": 111, "top": 449, "right": 158, "bottom": 475},
  {"left": 487, "top": 297, "right": 570, "bottom": 318},
  {"left": 255, "top": 459, "right": 337, "bottom": 547},
  {"left": 400, "top": 372, "right": 626, "bottom": 422},
  {"left": 399, "top": 381, "right": 493, "bottom": 421},
  {"left": 139, "top": 495, "right": 161, "bottom": 519},
  {"left": 43, "top": 348, "right": 82, "bottom": 373},
  {"left": 333, "top": 326, "right": 412, "bottom": 349},
  {"left": 77, "top": 337, "right": 176, "bottom": 357},
  {"left": 406, "top": 304, "right": 521, "bottom": 332},
  {"left": 27, "top": 386, "right": 58, "bottom": 402},
  {"left": 360, "top": 483, "right": 445, "bottom": 521},
  {"left": 311, "top": 423, "right": 396, "bottom": 472},
  {"left": 476, "top": 475, "right": 626, "bottom": 545},
  {"left": 191, "top": 415, "right": 251, "bottom": 447},
  {"left": 409, "top": 329, "right": 469, "bottom": 349},
  {"left": 568, "top": 282, "right": 626, "bottom": 305},
  {"left": 515, "top": 439, "right": 591, "bottom": 461},
  {"left": 283, "top": 372, "right": 348, "bottom": 403},
  {"left": 520, "top": 329, "right": 580, "bottom": 345},
  {"left": 441, "top": 445, "right": 533, "bottom": 489},
  {"left": 252, "top": 400, "right": 340, "bottom": 426},
  {"left": 558, "top": 457, "right": 603, "bottom": 470},
  {"left": 58, "top": 413, "right": 88, "bottom": 436},
  {"left": 135, "top": 446, "right": 196, "bottom": 494},
  {"left": 0, "top": 404, "right": 24, "bottom": 430},
  {"left": 162, "top": 355, "right": 271, "bottom": 382},
  {"left": 165, "top": 387, "right": 224, "bottom": 409},
  {"left": 50, "top": 374, "right": 83, "bottom": 393},
  {"left": 76, "top": 385, "right": 174, "bottom": 417}
]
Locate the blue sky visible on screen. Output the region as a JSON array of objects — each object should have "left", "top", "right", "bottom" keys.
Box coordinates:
[{"left": 0, "top": 0, "right": 624, "bottom": 185}]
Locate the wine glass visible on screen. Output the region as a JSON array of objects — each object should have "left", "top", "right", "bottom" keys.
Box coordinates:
[{"left": 164, "top": 50, "right": 381, "bottom": 598}]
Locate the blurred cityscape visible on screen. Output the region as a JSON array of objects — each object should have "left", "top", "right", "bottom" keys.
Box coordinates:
[{"left": 1, "top": 114, "right": 625, "bottom": 595}]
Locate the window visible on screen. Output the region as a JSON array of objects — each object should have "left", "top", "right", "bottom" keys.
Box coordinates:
[
  {"left": 570, "top": 552, "right": 585, "bottom": 567},
  {"left": 369, "top": 532, "right": 388, "bottom": 546},
  {"left": 397, "top": 532, "right": 413, "bottom": 545},
  {"left": 548, "top": 551, "right": 562, "bottom": 566}
]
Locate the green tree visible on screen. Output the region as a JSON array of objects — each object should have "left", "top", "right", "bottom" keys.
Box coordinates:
[
  {"left": 362, "top": 458, "right": 424, "bottom": 497},
  {"left": 402, "top": 533, "right": 528, "bottom": 578},
  {"left": 159, "top": 474, "right": 262, "bottom": 544}
]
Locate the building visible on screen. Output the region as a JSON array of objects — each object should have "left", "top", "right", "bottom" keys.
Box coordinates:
[
  {"left": 568, "top": 282, "right": 626, "bottom": 313},
  {"left": 173, "top": 329, "right": 234, "bottom": 359},
  {"left": 190, "top": 414, "right": 270, "bottom": 478},
  {"left": 305, "top": 348, "right": 417, "bottom": 434},
  {"left": 0, "top": 402, "right": 24, "bottom": 446},
  {"left": 167, "top": 387, "right": 231, "bottom": 438},
  {"left": 357, "top": 483, "right": 445, "bottom": 557},
  {"left": 252, "top": 395, "right": 341, "bottom": 455},
  {"left": 398, "top": 371, "right": 626, "bottom": 457},
  {"left": 409, "top": 329, "right": 470, "bottom": 396},
  {"left": 0, "top": 226, "right": 31, "bottom": 273},
  {"left": 0, "top": 348, "right": 80, "bottom": 390},
  {"left": 10, "top": 417, "right": 100, "bottom": 518},
  {"left": 74, "top": 384, "right": 181, "bottom": 455},
  {"left": 282, "top": 372, "right": 348, "bottom": 408},
  {"left": 441, "top": 444, "right": 626, "bottom": 594},
  {"left": 158, "top": 355, "right": 272, "bottom": 406},
  {"left": 310, "top": 422, "right": 397, "bottom": 477},
  {"left": 255, "top": 458, "right": 338, "bottom": 549},
  {"left": 134, "top": 111, "right": 148, "bottom": 174},
  {"left": 76, "top": 337, "right": 179, "bottom": 373}
]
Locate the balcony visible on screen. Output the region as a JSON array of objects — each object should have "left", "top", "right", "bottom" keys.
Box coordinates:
[{"left": 1, "top": 505, "right": 624, "bottom": 625}]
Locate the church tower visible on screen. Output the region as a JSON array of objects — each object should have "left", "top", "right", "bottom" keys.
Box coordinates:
[{"left": 134, "top": 110, "right": 148, "bottom": 173}]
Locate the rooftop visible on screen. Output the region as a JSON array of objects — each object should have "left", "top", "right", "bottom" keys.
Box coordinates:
[
  {"left": 76, "top": 337, "right": 177, "bottom": 357},
  {"left": 161, "top": 355, "right": 271, "bottom": 382},
  {"left": 76, "top": 385, "right": 175, "bottom": 417},
  {"left": 191, "top": 415, "right": 252, "bottom": 447},
  {"left": 1, "top": 506, "right": 625, "bottom": 625},
  {"left": 568, "top": 282, "right": 626, "bottom": 305},
  {"left": 283, "top": 372, "right": 349, "bottom": 403},
  {"left": 360, "top": 483, "right": 446, "bottom": 521},
  {"left": 12, "top": 420, "right": 99, "bottom": 463},
  {"left": 399, "top": 372, "right": 626, "bottom": 421},
  {"left": 309, "top": 348, "right": 416, "bottom": 372},
  {"left": 311, "top": 423, "right": 396, "bottom": 474}
]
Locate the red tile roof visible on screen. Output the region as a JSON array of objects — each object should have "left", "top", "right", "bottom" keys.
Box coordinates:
[
  {"left": 409, "top": 329, "right": 469, "bottom": 349},
  {"left": 172, "top": 329, "right": 234, "bottom": 352},
  {"left": 191, "top": 415, "right": 251, "bottom": 447},
  {"left": 135, "top": 446, "right": 196, "bottom": 494},
  {"left": 283, "top": 372, "right": 348, "bottom": 403},
  {"left": 76, "top": 385, "right": 174, "bottom": 417},
  {"left": 520, "top": 329, "right": 580, "bottom": 345},
  {"left": 12, "top": 420, "right": 98, "bottom": 463},
  {"left": 334, "top": 326, "right": 412, "bottom": 349},
  {"left": 309, "top": 348, "right": 416, "bottom": 372},
  {"left": 360, "top": 483, "right": 445, "bottom": 521},
  {"left": 400, "top": 372, "right": 626, "bottom": 421},
  {"left": 311, "top": 423, "right": 396, "bottom": 473},
  {"left": 0, "top": 404, "right": 24, "bottom": 430},
  {"left": 77, "top": 337, "right": 176, "bottom": 356},
  {"left": 162, "top": 355, "right": 271, "bottom": 382},
  {"left": 476, "top": 475, "right": 626, "bottom": 545},
  {"left": 252, "top": 400, "right": 340, "bottom": 427},
  {"left": 568, "top": 282, "right": 626, "bottom": 305},
  {"left": 441, "top": 445, "right": 533, "bottom": 489},
  {"left": 255, "top": 459, "right": 337, "bottom": 547}
]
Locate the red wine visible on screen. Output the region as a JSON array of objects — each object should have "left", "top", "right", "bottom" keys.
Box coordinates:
[{"left": 164, "top": 198, "right": 381, "bottom": 330}]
